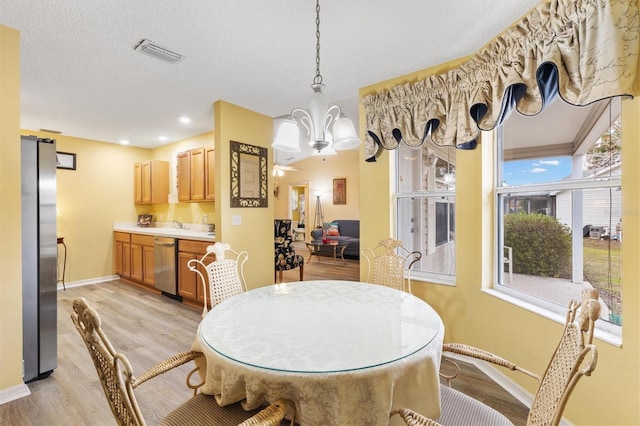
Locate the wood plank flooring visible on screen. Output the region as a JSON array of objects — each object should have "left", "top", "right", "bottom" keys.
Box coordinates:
[
  {"left": 1, "top": 255, "right": 528, "bottom": 425},
  {"left": 278, "top": 241, "right": 360, "bottom": 283}
]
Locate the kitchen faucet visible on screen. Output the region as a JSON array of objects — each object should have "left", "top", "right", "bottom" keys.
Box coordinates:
[{"left": 173, "top": 220, "right": 184, "bottom": 229}]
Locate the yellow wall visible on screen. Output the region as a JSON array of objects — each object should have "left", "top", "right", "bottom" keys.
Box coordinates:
[
  {"left": 0, "top": 24, "right": 24, "bottom": 392},
  {"left": 360, "top": 59, "right": 640, "bottom": 424},
  {"left": 16, "top": 129, "right": 226, "bottom": 284},
  {"left": 214, "top": 100, "right": 275, "bottom": 288},
  {"left": 19, "top": 130, "right": 151, "bottom": 283},
  {"left": 273, "top": 150, "right": 360, "bottom": 226}
]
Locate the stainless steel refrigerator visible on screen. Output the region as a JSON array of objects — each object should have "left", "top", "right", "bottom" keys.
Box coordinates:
[{"left": 21, "top": 135, "right": 57, "bottom": 382}]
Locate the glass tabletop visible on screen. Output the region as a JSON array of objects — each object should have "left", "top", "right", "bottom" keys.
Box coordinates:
[{"left": 198, "top": 280, "right": 443, "bottom": 373}]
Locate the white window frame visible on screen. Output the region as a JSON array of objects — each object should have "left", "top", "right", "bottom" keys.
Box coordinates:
[
  {"left": 493, "top": 125, "right": 622, "bottom": 345},
  {"left": 392, "top": 146, "right": 457, "bottom": 286}
]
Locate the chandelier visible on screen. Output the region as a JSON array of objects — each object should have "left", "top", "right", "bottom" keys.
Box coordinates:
[{"left": 272, "top": 0, "right": 360, "bottom": 155}]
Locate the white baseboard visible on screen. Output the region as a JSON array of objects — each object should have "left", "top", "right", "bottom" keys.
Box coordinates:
[
  {"left": 0, "top": 383, "right": 30, "bottom": 405},
  {"left": 444, "top": 352, "right": 571, "bottom": 426},
  {"left": 57, "top": 274, "right": 118, "bottom": 290}
]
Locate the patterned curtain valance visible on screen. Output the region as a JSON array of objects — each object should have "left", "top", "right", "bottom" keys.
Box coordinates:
[{"left": 362, "top": 0, "right": 639, "bottom": 162}]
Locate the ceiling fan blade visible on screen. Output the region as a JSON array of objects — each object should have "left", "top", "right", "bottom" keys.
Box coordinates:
[{"left": 273, "top": 163, "right": 301, "bottom": 172}]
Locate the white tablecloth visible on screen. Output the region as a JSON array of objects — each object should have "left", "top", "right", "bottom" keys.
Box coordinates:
[{"left": 192, "top": 280, "right": 444, "bottom": 425}]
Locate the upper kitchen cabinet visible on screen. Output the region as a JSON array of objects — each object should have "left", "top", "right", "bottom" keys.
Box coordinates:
[
  {"left": 134, "top": 160, "right": 169, "bottom": 204},
  {"left": 205, "top": 147, "right": 215, "bottom": 201},
  {"left": 177, "top": 147, "right": 214, "bottom": 202}
]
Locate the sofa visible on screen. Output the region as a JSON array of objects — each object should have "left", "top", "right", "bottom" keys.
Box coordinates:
[{"left": 310, "top": 219, "right": 360, "bottom": 259}]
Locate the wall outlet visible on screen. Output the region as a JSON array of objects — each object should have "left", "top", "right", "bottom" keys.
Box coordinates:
[{"left": 232, "top": 215, "right": 241, "bottom": 226}]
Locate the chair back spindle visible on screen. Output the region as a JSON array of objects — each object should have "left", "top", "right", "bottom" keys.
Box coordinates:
[
  {"left": 363, "top": 238, "right": 421, "bottom": 292},
  {"left": 188, "top": 242, "right": 249, "bottom": 317}
]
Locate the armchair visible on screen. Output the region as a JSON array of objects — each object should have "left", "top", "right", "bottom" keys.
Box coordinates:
[
  {"left": 391, "top": 289, "right": 602, "bottom": 426},
  {"left": 275, "top": 219, "right": 304, "bottom": 283},
  {"left": 70, "top": 297, "right": 291, "bottom": 426}
]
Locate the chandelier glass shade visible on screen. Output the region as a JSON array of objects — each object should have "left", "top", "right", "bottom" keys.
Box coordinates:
[{"left": 272, "top": 0, "right": 360, "bottom": 155}]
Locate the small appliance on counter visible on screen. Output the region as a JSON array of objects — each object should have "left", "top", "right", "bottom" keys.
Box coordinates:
[{"left": 137, "top": 214, "right": 153, "bottom": 227}]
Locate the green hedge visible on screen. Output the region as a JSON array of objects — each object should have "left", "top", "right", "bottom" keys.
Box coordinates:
[{"left": 504, "top": 213, "right": 572, "bottom": 278}]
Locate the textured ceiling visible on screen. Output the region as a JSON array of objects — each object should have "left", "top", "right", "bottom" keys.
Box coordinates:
[{"left": 1, "top": 0, "right": 543, "bottom": 163}]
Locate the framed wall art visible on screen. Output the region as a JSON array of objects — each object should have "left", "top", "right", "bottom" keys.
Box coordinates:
[
  {"left": 333, "top": 178, "right": 346, "bottom": 205},
  {"left": 56, "top": 152, "right": 76, "bottom": 170}
]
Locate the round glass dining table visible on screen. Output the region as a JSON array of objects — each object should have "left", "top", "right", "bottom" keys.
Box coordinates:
[{"left": 193, "top": 280, "right": 444, "bottom": 425}]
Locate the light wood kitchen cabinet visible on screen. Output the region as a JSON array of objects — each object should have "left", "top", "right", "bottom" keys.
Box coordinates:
[
  {"left": 114, "top": 232, "right": 131, "bottom": 278},
  {"left": 134, "top": 160, "right": 169, "bottom": 204},
  {"left": 177, "top": 239, "right": 212, "bottom": 307},
  {"left": 130, "top": 234, "right": 155, "bottom": 287},
  {"left": 142, "top": 245, "right": 155, "bottom": 285},
  {"left": 190, "top": 147, "right": 205, "bottom": 201},
  {"left": 177, "top": 147, "right": 213, "bottom": 202},
  {"left": 177, "top": 151, "right": 191, "bottom": 202},
  {"left": 115, "top": 232, "right": 155, "bottom": 289},
  {"left": 205, "top": 147, "right": 215, "bottom": 201}
]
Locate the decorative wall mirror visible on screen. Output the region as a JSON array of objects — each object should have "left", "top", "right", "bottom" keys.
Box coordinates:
[{"left": 230, "top": 140, "right": 268, "bottom": 207}]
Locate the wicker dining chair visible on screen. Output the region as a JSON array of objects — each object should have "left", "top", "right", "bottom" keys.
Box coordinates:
[
  {"left": 71, "top": 297, "right": 293, "bottom": 426},
  {"left": 362, "top": 238, "right": 422, "bottom": 293},
  {"left": 391, "top": 289, "right": 602, "bottom": 426},
  {"left": 188, "top": 242, "right": 249, "bottom": 317}
]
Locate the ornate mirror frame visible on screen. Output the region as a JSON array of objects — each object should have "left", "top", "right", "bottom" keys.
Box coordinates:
[{"left": 230, "top": 140, "right": 268, "bottom": 207}]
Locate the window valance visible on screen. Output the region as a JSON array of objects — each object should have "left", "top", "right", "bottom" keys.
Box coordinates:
[{"left": 362, "top": 0, "right": 639, "bottom": 162}]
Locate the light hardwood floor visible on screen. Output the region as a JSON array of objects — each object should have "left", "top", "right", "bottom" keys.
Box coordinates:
[
  {"left": 278, "top": 241, "right": 360, "bottom": 283},
  {"left": 0, "top": 254, "right": 528, "bottom": 425}
]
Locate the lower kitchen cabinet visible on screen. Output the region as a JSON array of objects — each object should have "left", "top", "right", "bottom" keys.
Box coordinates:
[
  {"left": 114, "top": 232, "right": 155, "bottom": 289},
  {"left": 142, "top": 245, "right": 155, "bottom": 285},
  {"left": 131, "top": 234, "right": 155, "bottom": 287},
  {"left": 114, "top": 231, "right": 214, "bottom": 306},
  {"left": 177, "top": 239, "right": 213, "bottom": 308},
  {"left": 114, "top": 232, "right": 131, "bottom": 278}
]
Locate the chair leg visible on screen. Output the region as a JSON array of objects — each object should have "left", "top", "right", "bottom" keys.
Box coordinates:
[
  {"left": 299, "top": 263, "right": 304, "bottom": 281},
  {"left": 278, "top": 270, "right": 283, "bottom": 283}
]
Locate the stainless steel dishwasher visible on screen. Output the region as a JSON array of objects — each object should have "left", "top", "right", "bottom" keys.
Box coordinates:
[{"left": 154, "top": 237, "right": 180, "bottom": 300}]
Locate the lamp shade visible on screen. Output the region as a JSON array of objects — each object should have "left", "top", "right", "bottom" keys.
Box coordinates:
[
  {"left": 272, "top": 117, "right": 301, "bottom": 152},
  {"left": 332, "top": 113, "right": 360, "bottom": 150}
]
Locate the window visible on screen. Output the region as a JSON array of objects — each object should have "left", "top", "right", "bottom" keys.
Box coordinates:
[
  {"left": 496, "top": 98, "right": 622, "bottom": 335},
  {"left": 395, "top": 143, "right": 456, "bottom": 282}
]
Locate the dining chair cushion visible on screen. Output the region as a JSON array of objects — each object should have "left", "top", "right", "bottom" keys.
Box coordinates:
[
  {"left": 435, "top": 384, "right": 513, "bottom": 426},
  {"left": 159, "top": 394, "right": 293, "bottom": 426}
]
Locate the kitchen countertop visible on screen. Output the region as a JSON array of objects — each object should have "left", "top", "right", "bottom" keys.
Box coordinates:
[{"left": 113, "top": 225, "right": 215, "bottom": 242}]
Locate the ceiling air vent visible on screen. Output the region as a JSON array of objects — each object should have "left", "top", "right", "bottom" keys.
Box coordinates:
[{"left": 133, "top": 39, "right": 184, "bottom": 64}]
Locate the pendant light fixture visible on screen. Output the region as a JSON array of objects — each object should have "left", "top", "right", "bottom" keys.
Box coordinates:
[{"left": 272, "top": 0, "right": 360, "bottom": 155}]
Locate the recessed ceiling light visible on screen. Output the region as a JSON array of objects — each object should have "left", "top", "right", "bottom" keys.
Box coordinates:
[
  {"left": 179, "top": 116, "right": 191, "bottom": 124},
  {"left": 158, "top": 136, "right": 168, "bottom": 141},
  {"left": 120, "top": 139, "right": 130, "bottom": 145}
]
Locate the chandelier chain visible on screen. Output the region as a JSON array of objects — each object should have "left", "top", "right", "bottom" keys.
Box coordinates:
[{"left": 314, "top": 0, "right": 322, "bottom": 85}]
